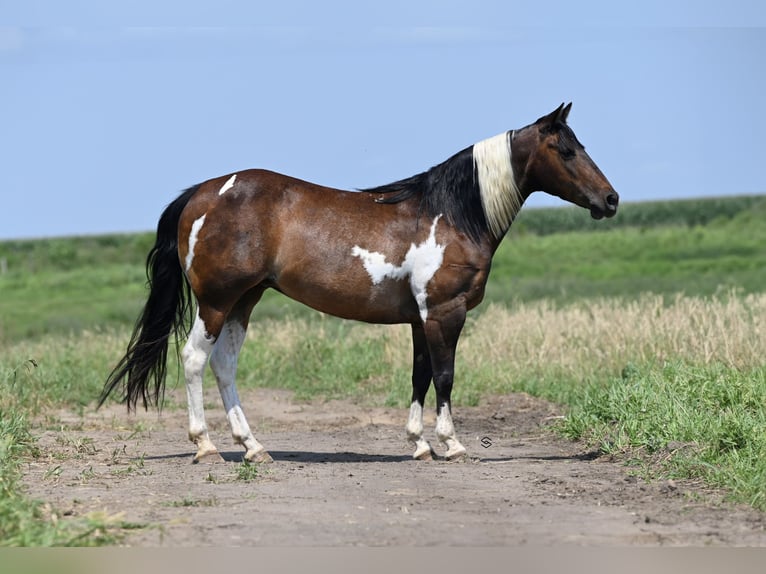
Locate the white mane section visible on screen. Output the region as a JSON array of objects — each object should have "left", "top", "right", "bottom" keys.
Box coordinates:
[{"left": 473, "top": 130, "right": 522, "bottom": 239}]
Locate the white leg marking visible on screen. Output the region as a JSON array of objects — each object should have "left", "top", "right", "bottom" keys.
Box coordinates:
[
  {"left": 185, "top": 214, "right": 207, "bottom": 272},
  {"left": 352, "top": 215, "right": 445, "bottom": 321},
  {"left": 209, "top": 320, "right": 271, "bottom": 462},
  {"left": 473, "top": 130, "right": 522, "bottom": 239},
  {"left": 435, "top": 405, "right": 467, "bottom": 460},
  {"left": 182, "top": 309, "right": 218, "bottom": 460},
  {"left": 406, "top": 401, "right": 433, "bottom": 459},
  {"left": 218, "top": 174, "right": 237, "bottom": 196}
]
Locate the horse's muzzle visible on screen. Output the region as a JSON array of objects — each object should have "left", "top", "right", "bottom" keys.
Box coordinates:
[{"left": 590, "top": 191, "right": 619, "bottom": 220}]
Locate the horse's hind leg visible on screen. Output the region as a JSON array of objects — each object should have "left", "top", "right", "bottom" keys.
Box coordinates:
[
  {"left": 183, "top": 306, "right": 224, "bottom": 463},
  {"left": 209, "top": 290, "right": 272, "bottom": 463},
  {"left": 406, "top": 323, "right": 436, "bottom": 460}
]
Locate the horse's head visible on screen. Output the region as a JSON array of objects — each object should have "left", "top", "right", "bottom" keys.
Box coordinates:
[{"left": 517, "top": 103, "right": 618, "bottom": 219}]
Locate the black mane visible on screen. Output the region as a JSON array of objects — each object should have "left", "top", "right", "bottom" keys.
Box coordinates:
[{"left": 361, "top": 146, "right": 489, "bottom": 242}]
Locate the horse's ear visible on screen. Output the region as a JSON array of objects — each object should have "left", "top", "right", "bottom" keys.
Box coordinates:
[
  {"left": 537, "top": 102, "right": 569, "bottom": 129},
  {"left": 559, "top": 102, "right": 572, "bottom": 123}
]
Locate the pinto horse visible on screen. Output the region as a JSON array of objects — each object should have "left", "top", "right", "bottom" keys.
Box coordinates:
[{"left": 100, "top": 103, "right": 618, "bottom": 463}]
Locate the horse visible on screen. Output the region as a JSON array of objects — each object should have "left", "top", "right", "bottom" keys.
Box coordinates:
[{"left": 99, "top": 103, "right": 618, "bottom": 464}]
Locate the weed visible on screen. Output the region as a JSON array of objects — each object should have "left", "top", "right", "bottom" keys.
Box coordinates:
[
  {"left": 77, "top": 466, "right": 97, "bottom": 483},
  {"left": 55, "top": 434, "right": 97, "bottom": 456},
  {"left": 162, "top": 497, "right": 218, "bottom": 508},
  {"left": 43, "top": 466, "right": 62, "bottom": 481},
  {"left": 235, "top": 461, "right": 261, "bottom": 482},
  {"left": 110, "top": 453, "right": 150, "bottom": 477}
]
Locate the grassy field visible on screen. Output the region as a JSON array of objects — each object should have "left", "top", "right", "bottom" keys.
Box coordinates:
[
  {"left": 1, "top": 194, "right": 766, "bottom": 544},
  {"left": 2, "top": 194, "right": 765, "bottom": 341}
]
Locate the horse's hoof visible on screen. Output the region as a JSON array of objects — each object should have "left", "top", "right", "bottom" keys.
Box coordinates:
[
  {"left": 444, "top": 447, "right": 467, "bottom": 462},
  {"left": 413, "top": 448, "right": 436, "bottom": 461},
  {"left": 245, "top": 449, "right": 273, "bottom": 464},
  {"left": 193, "top": 451, "right": 224, "bottom": 464}
]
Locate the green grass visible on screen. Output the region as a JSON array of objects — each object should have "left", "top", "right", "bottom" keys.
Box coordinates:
[
  {"left": 561, "top": 362, "right": 766, "bottom": 509},
  {"left": 492, "top": 201, "right": 766, "bottom": 302},
  {"left": 2, "top": 195, "right": 765, "bottom": 342},
  {"left": 513, "top": 193, "right": 766, "bottom": 235},
  {"left": 235, "top": 461, "right": 262, "bottom": 482},
  {"left": 162, "top": 497, "right": 218, "bottom": 508}
]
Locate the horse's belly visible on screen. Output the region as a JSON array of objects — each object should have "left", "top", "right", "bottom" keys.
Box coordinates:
[
  {"left": 271, "top": 220, "right": 426, "bottom": 324},
  {"left": 273, "top": 266, "right": 417, "bottom": 324}
]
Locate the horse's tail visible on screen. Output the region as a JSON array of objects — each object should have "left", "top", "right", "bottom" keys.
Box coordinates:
[{"left": 99, "top": 185, "right": 200, "bottom": 411}]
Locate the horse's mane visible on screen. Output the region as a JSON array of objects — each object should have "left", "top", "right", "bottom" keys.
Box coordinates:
[{"left": 361, "top": 146, "right": 490, "bottom": 243}]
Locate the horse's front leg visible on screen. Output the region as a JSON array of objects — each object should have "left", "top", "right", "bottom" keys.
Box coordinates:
[
  {"left": 182, "top": 309, "right": 222, "bottom": 463},
  {"left": 406, "top": 323, "right": 436, "bottom": 460},
  {"left": 423, "top": 305, "right": 468, "bottom": 461},
  {"left": 209, "top": 317, "right": 272, "bottom": 463}
]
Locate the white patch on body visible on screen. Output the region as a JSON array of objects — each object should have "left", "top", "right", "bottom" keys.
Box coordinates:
[
  {"left": 473, "top": 131, "right": 522, "bottom": 239},
  {"left": 218, "top": 174, "right": 237, "bottom": 195},
  {"left": 352, "top": 215, "right": 445, "bottom": 321},
  {"left": 185, "top": 214, "right": 206, "bottom": 272},
  {"left": 350, "top": 247, "right": 401, "bottom": 285}
]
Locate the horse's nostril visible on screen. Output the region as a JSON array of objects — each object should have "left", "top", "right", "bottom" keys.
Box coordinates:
[{"left": 606, "top": 193, "right": 619, "bottom": 208}]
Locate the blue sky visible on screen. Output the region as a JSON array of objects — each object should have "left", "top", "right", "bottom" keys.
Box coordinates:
[{"left": 2, "top": 2, "right": 765, "bottom": 239}]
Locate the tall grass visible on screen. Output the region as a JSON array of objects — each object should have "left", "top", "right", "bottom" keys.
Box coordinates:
[
  {"left": 2, "top": 291, "right": 765, "bottom": 519},
  {"left": 5, "top": 292, "right": 764, "bottom": 409},
  {"left": 232, "top": 292, "right": 765, "bottom": 403}
]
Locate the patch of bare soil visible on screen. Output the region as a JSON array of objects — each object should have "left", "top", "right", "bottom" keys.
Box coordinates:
[{"left": 23, "top": 389, "right": 766, "bottom": 546}]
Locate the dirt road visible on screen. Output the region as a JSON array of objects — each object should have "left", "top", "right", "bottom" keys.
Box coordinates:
[{"left": 23, "top": 389, "right": 766, "bottom": 546}]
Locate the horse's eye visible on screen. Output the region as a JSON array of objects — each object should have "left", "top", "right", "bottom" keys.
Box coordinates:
[{"left": 560, "top": 148, "right": 576, "bottom": 160}]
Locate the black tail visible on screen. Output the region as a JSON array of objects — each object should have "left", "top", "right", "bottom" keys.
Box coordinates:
[{"left": 99, "top": 185, "right": 200, "bottom": 411}]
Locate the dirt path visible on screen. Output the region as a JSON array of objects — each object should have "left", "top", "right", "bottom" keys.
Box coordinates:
[{"left": 23, "top": 389, "right": 766, "bottom": 546}]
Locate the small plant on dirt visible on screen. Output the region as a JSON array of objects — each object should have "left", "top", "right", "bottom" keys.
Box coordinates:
[
  {"left": 110, "top": 452, "right": 150, "bottom": 477},
  {"left": 162, "top": 497, "right": 218, "bottom": 508},
  {"left": 235, "top": 460, "right": 261, "bottom": 482},
  {"left": 115, "top": 424, "right": 148, "bottom": 441},
  {"left": 55, "top": 434, "right": 98, "bottom": 457},
  {"left": 43, "top": 465, "right": 62, "bottom": 481},
  {"left": 77, "top": 466, "right": 97, "bottom": 484},
  {"left": 109, "top": 444, "right": 128, "bottom": 464}
]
